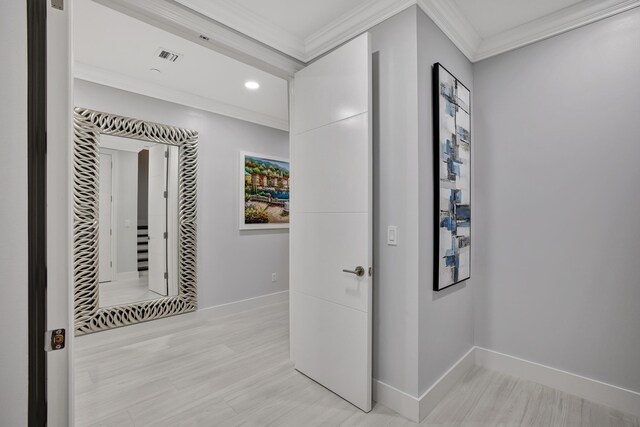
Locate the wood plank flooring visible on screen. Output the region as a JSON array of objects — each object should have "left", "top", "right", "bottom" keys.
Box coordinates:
[
  {"left": 74, "top": 293, "right": 640, "bottom": 426},
  {"left": 99, "top": 277, "right": 162, "bottom": 308}
]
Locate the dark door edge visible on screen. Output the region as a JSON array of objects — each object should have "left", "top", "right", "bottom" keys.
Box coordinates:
[{"left": 27, "top": 0, "right": 48, "bottom": 425}]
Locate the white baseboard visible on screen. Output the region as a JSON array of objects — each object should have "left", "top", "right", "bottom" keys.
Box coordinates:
[
  {"left": 373, "top": 346, "right": 476, "bottom": 422},
  {"left": 374, "top": 346, "right": 640, "bottom": 422},
  {"left": 418, "top": 346, "right": 477, "bottom": 419},
  {"left": 116, "top": 271, "right": 139, "bottom": 281},
  {"left": 373, "top": 380, "right": 420, "bottom": 422},
  {"left": 475, "top": 347, "right": 640, "bottom": 418}
]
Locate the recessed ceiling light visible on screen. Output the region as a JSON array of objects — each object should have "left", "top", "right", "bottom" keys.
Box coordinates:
[
  {"left": 244, "top": 81, "right": 260, "bottom": 90},
  {"left": 150, "top": 68, "right": 161, "bottom": 73}
]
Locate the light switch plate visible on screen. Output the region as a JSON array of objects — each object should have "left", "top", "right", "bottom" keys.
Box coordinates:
[{"left": 387, "top": 226, "right": 398, "bottom": 246}]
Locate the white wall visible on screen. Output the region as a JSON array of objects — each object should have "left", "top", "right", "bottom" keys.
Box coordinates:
[
  {"left": 75, "top": 79, "right": 289, "bottom": 308},
  {"left": 416, "top": 8, "right": 474, "bottom": 394},
  {"left": 0, "top": 2, "right": 28, "bottom": 424},
  {"left": 370, "top": 7, "right": 421, "bottom": 397},
  {"left": 473, "top": 8, "right": 640, "bottom": 393}
]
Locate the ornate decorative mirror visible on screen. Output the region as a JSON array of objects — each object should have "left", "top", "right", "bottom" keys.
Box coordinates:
[{"left": 73, "top": 107, "right": 198, "bottom": 335}]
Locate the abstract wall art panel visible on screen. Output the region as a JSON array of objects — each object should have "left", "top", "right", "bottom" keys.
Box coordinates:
[{"left": 433, "top": 63, "right": 471, "bottom": 291}]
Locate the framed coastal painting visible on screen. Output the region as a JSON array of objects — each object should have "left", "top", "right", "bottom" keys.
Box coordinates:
[
  {"left": 433, "top": 63, "right": 471, "bottom": 291},
  {"left": 240, "top": 151, "right": 290, "bottom": 230}
]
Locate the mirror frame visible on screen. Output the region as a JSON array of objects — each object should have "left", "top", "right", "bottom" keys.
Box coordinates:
[{"left": 73, "top": 107, "right": 198, "bottom": 335}]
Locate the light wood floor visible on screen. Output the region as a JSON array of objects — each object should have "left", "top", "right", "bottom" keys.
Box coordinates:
[
  {"left": 74, "top": 293, "right": 639, "bottom": 427},
  {"left": 98, "top": 276, "right": 162, "bottom": 308}
]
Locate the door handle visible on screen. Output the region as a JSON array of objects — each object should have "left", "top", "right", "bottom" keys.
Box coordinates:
[{"left": 342, "top": 266, "right": 365, "bottom": 277}]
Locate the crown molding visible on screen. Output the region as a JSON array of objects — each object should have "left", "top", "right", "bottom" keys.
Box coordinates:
[
  {"left": 74, "top": 62, "right": 289, "bottom": 131},
  {"left": 96, "top": 0, "right": 640, "bottom": 69},
  {"left": 94, "top": 0, "right": 303, "bottom": 79},
  {"left": 474, "top": 0, "right": 640, "bottom": 61},
  {"left": 173, "top": 0, "right": 418, "bottom": 62},
  {"left": 174, "top": 0, "right": 307, "bottom": 61},
  {"left": 415, "top": 0, "right": 481, "bottom": 62},
  {"left": 304, "top": 0, "right": 416, "bottom": 60}
]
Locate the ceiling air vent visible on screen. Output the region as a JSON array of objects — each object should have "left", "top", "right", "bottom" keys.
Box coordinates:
[{"left": 155, "top": 47, "right": 182, "bottom": 63}]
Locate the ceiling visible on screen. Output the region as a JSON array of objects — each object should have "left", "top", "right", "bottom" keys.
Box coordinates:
[
  {"left": 75, "top": 0, "right": 639, "bottom": 130},
  {"left": 180, "top": 0, "right": 373, "bottom": 43},
  {"left": 74, "top": 0, "right": 290, "bottom": 130},
  {"left": 175, "top": 0, "right": 411, "bottom": 60},
  {"left": 434, "top": 0, "right": 640, "bottom": 60},
  {"left": 452, "top": 0, "right": 584, "bottom": 39},
  {"left": 173, "top": 0, "right": 640, "bottom": 62}
]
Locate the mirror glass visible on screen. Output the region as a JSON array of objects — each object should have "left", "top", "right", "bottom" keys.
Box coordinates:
[{"left": 97, "top": 135, "right": 179, "bottom": 308}]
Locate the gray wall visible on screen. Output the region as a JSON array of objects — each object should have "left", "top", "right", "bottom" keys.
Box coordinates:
[
  {"left": 370, "top": 7, "right": 421, "bottom": 397},
  {"left": 369, "top": 5, "right": 476, "bottom": 398},
  {"left": 75, "top": 79, "right": 290, "bottom": 308},
  {"left": 473, "top": 8, "right": 640, "bottom": 392},
  {"left": 416, "top": 8, "right": 474, "bottom": 394},
  {"left": 0, "top": 2, "right": 28, "bottom": 424}
]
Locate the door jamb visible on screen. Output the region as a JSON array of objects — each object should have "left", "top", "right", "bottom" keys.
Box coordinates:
[{"left": 27, "top": 0, "right": 48, "bottom": 425}]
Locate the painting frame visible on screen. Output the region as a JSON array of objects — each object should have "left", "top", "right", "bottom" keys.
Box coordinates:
[
  {"left": 239, "top": 151, "right": 291, "bottom": 230},
  {"left": 433, "top": 63, "right": 471, "bottom": 291}
]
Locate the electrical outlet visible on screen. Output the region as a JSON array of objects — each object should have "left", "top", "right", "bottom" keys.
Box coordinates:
[{"left": 271, "top": 273, "right": 277, "bottom": 282}]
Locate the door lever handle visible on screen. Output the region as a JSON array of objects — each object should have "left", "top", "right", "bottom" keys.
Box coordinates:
[{"left": 342, "top": 266, "right": 365, "bottom": 277}]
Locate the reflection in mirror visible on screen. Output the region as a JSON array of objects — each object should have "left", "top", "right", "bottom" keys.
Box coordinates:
[{"left": 97, "top": 135, "right": 179, "bottom": 308}]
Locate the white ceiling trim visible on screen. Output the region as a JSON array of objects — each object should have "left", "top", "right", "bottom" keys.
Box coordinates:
[
  {"left": 175, "top": 0, "right": 418, "bottom": 62},
  {"left": 416, "top": 0, "right": 640, "bottom": 62},
  {"left": 75, "top": 62, "right": 289, "bottom": 131},
  {"left": 174, "top": 0, "right": 307, "bottom": 60},
  {"left": 415, "top": 0, "right": 481, "bottom": 61},
  {"left": 100, "top": 0, "right": 640, "bottom": 68},
  {"left": 95, "top": 0, "right": 303, "bottom": 79},
  {"left": 304, "top": 0, "right": 416, "bottom": 60},
  {"left": 173, "top": 0, "right": 640, "bottom": 64},
  {"left": 306, "top": 0, "right": 640, "bottom": 63},
  {"left": 474, "top": 0, "right": 640, "bottom": 61}
]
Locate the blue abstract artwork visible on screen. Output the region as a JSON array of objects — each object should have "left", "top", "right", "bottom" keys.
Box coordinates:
[{"left": 434, "top": 63, "right": 471, "bottom": 290}]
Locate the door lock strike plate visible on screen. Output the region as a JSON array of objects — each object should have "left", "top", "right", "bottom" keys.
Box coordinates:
[{"left": 45, "top": 329, "right": 66, "bottom": 351}]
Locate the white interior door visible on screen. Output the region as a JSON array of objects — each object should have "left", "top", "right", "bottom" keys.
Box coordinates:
[
  {"left": 291, "top": 33, "right": 372, "bottom": 412},
  {"left": 166, "top": 146, "right": 179, "bottom": 296},
  {"left": 148, "top": 145, "right": 168, "bottom": 295},
  {"left": 98, "top": 152, "right": 113, "bottom": 283}
]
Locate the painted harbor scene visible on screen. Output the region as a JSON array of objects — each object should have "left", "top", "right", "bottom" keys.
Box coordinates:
[{"left": 243, "top": 154, "right": 290, "bottom": 227}]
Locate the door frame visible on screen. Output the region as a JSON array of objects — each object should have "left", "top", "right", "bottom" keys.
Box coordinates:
[
  {"left": 27, "top": 0, "right": 48, "bottom": 424},
  {"left": 45, "top": 0, "right": 73, "bottom": 425},
  {"left": 40, "top": 0, "right": 374, "bottom": 422}
]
